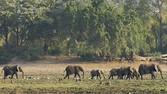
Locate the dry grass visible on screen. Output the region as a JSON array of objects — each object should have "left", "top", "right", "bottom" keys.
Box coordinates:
[
  {"left": 0, "top": 56, "right": 167, "bottom": 94},
  {"left": 0, "top": 56, "right": 166, "bottom": 78}
]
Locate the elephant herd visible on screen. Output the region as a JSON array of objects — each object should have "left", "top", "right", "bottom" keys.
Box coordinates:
[
  {"left": 63, "top": 64, "right": 164, "bottom": 80},
  {"left": 1, "top": 64, "right": 164, "bottom": 80}
]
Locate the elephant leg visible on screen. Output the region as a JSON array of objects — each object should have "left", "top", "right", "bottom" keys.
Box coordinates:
[
  {"left": 4, "top": 75, "right": 7, "bottom": 79},
  {"left": 76, "top": 73, "right": 81, "bottom": 79},
  {"left": 127, "top": 74, "right": 131, "bottom": 80},
  {"left": 141, "top": 75, "right": 143, "bottom": 80},
  {"left": 108, "top": 75, "right": 111, "bottom": 79},
  {"left": 64, "top": 75, "right": 67, "bottom": 79},
  {"left": 151, "top": 73, "right": 155, "bottom": 79},
  {"left": 74, "top": 73, "right": 77, "bottom": 78},
  {"left": 15, "top": 73, "right": 18, "bottom": 79},
  {"left": 96, "top": 75, "right": 98, "bottom": 79},
  {"left": 11, "top": 74, "right": 14, "bottom": 79},
  {"left": 99, "top": 75, "right": 101, "bottom": 79},
  {"left": 117, "top": 76, "right": 119, "bottom": 79},
  {"left": 120, "top": 75, "right": 123, "bottom": 79},
  {"left": 91, "top": 76, "right": 94, "bottom": 79},
  {"left": 64, "top": 73, "right": 69, "bottom": 79}
]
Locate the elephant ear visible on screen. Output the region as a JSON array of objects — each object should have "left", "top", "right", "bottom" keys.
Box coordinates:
[
  {"left": 99, "top": 70, "right": 103, "bottom": 74},
  {"left": 156, "top": 65, "right": 161, "bottom": 72},
  {"left": 16, "top": 65, "right": 20, "bottom": 72},
  {"left": 17, "top": 65, "right": 23, "bottom": 72}
]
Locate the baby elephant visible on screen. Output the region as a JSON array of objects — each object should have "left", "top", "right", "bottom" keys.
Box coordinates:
[
  {"left": 108, "top": 68, "right": 120, "bottom": 79},
  {"left": 131, "top": 68, "right": 140, "bottom": 80},
  {"left": 90, "top": 70, "right": 105, "bottom": 79},
  {"left": 118, "top": 66, "right": 132, "bottom": 80}
]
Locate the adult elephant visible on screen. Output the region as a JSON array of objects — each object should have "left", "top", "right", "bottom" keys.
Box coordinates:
[
  {"left": 108, "top": 68, "right": 120, "bottom": 79},
  {"left": 118, "top": 66, "right": 132, "bottom": 80},
  {"left": 90, "top": 69, "right": 105, "bottom": 79},
  {"left": 138, "top": 64, "right": 163, "bottom": 80},
  {"left": 2, "top": 65, "right": 24, "bottom": 79},
  {"left": 64, "top": 65, "right": 84, "bottom": 79}
]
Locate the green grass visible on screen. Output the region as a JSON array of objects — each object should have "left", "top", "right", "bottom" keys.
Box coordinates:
[
  {"left": 0, "top": 57, "right": 167, "bottom": 94},
  {"left": 0, "top": 75, "right": 167, "bottom": 94}
]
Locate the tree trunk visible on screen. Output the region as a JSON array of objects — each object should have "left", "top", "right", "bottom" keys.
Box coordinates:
[
  {"left": 4, "top": 20, "right": 9, "bottom": 47},
  {"left": 159, "top": 17, "right": 163, "bottom": 51},
  {"left": 16, "top": 25, "right": 19, "bottom": 48}
]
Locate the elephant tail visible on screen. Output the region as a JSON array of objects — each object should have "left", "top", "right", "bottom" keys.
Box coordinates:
[
  {"left": 82, "top": 71, "right": 85, "bottom": 79},
  {"left": 157, "top": 65, "right": 163, "bottom": 79}
]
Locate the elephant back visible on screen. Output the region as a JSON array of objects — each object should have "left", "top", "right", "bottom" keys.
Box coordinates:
[
  {"left": 2, "top": 66, "right": 17, "bottom": 75},
  {"left": 138, "top": 64, "right": 156, "bottom": 74},
  {"left": 110, "top": 68, "right": 120, "bottom": 76},
  {"left": 65, "top": 66, "right": 75, "bottom": 74},
  {"left": 91, "top": 70, "right": 99, "bottom": 76},
  {"left": 10, "top": 65, "right": 20, "bottom": 73},
  {"left": 119, "top": 66, "right": 132, "bottom": 75}
]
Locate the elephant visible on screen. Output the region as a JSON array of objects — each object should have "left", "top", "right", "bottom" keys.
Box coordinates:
[
  {"left": 138, "top": 64, "right": 163, "bottom": 80},
  {"left": 64, "top": 65, "right": 84, "bottom": 79},
  {"left": 2, "top": 65, "right": 24, "bottom": 79},
  {"left": 131, "top": 68, "right": 140, "bottom": 80},
  {"left": 118, "top": 66, "right": 132, "bottom": 80},
  {"left": 90, "top": 69, "right": 105, "bottom": 79},
  {"left": 108, "top": 68, "right": 120, "bottom": 79}
]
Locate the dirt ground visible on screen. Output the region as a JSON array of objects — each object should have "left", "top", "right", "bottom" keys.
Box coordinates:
[
  {"left": 0, "top": 55, "right": 167, "bottom": 78},
  {"left": 0, "top": 56, "right": 167, "bottom": 94}
]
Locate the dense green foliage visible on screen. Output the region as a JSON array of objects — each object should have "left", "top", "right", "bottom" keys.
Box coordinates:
[{"left": 0, "top": 0, "right": 167, "bottom": 63}]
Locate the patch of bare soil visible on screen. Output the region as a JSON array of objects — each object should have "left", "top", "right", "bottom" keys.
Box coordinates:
[{"left": 1, "top": 55, "right": 167, "bottom": 75}]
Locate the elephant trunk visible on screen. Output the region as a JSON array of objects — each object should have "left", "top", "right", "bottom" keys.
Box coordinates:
[
  {"left": 22, "top": 72, "right": 24, "bottom": 79},
  {"left": 82, "top": 71, "right": 84, "bottom": 79},
  {"left": 19, "top": 67, "right": 24, "bottom": 79},
  {"left": 100, "top": 71, "right": 105, "bottom": 79},
  {"left": 157, "top": 65, "right": 163, "bottom": 79}
]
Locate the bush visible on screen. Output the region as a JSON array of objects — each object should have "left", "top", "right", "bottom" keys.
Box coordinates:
[
  {"left": 0, "top": 46, "right": 19, "bottom": 64},
  {"left": 0, "top": 48, "right": 10, "bottom": 64},
  {"left": 48, "top": 47, "right": 62, "bottom": 55},
  {"left": 79, "top": 53, "right": 99, "bottom": 61},
  {"left": 144, "top": 52, "right": 161, "bottom": 57},
  {"left": 20, "top": 46, "right": 44, "bottom": 61}
]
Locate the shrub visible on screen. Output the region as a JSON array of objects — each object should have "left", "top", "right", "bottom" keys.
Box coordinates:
[
  {"left": 79, "top": 53, "right": 99, "bottom": 61},
  {"left": 0, "top": 46, "right": 18, "bottom": 64},
  {"left": 0, "top": 48, "right": 10, "bottom": 64},
  {"left": 145, "top": 52, "right": 161, "bottom": 57},
  {"left": 48, "top": 47, "right": 62, "bottom": 55},
  {"left": 20, "top": 46, "right": 44, "bottom": 61}
]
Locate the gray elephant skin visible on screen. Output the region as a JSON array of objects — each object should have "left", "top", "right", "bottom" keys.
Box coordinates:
[
  {"left": 2, "top": 65, "right": 24, "bottom": 79},
  {"left": 108, "top": 68, "right": 120, "bottom": 79},
  {"left": 90, "top": 69, "right": 105, "bottom": 79},
  {"left": 64, "top": 65, "right": 84, "bottom": 79},
  {"left": 138, "top": 64, "right": 163, "bottom": 80},
  {"left": 118, "top": 66, "right": 132, "bottom": 80}
]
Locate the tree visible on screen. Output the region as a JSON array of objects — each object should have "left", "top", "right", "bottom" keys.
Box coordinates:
[{"left": 151, "top": 0, "right": 167, "bottom": 51}]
